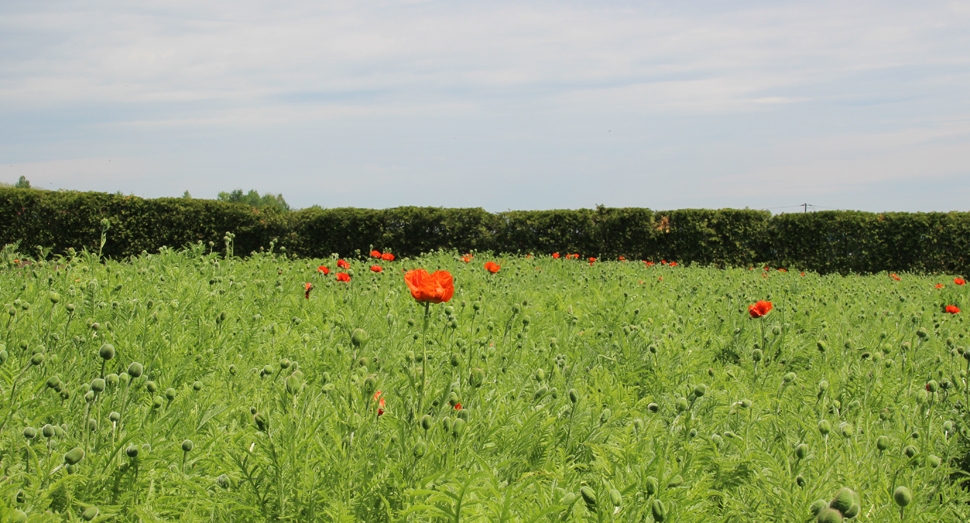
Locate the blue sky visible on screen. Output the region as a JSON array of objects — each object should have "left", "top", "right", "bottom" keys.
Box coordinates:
[{"left": 2, "top": 0, "right": 969, "bottom": 212}]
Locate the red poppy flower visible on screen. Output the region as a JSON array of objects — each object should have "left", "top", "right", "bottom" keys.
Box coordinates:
[
  {"left": 484, "top": 261, "right": 500, "bottom": 273},
  {"left": 800, "top": 273, "right": 806, "bottom": 276},
  {"left": 946, "top": 305, "right": 960, "bottom": 314},
  {"left": 337, "top": 273, "right": 351, "bottom": 282},
  {"left": 381, "top": 252, "right": 395, "bottom": 261},
  {"left": 669, "top": 262, "right": 678, "bottom": 267},
  {"left": 337, "top": 259, "right": 350, "bottom": 269},
  {"left": 645, "top": 261, "right": 654, "bottom": 266},
  {"left": 370, "top": 250, "right": 381, "bottom": 258},
  {"left": 589, "top": 257, "right": 596, "bottom": 263},
  {"left": 552, "top": 252, "right": 560, "bottom": 259},
  {"left": 619, "top": 256, "right": 625, "bottom": 261},
  {"left": 893, "top": 276, "right": 901, "bottom": 281},
  {"left": 304, "top": 282, "right": 312, "bottom": 299},
  {"left": 778, "top": 268, "right": 786, "bottom": 272},
  {"left": 661, "top": 260, "right": 666, "bottom": 264},
  {"left": 526, "top": 254, "right": 532, "bottom": 259},
  {"left": 936, "top": 284, "right": 944, "bottom": 289},
  {"left": 454, "top": 403, "right": 462, "bottom": 410},
  {"left": 748, "top": 301, "right": 772, "bottom": 318},
  {"left": 374, "top": 390, "right": 385, "bottom": 416},
  {"left": 317, "top": 266, "right": 330, "bottom": 275},
  {"left": 404, "top": 269, "right": 454, "bottom": 304},
  {"left": 461, "top": 256, "right": 471, "bottom": 263},
  {"left": 956, "top": 278, "right": 966, "bottom": 286},
  {"left": 370, "top": 265, "right": 383, "bottom": 273}
]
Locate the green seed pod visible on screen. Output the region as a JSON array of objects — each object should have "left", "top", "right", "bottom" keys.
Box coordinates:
[
  {"left": 893, "top": 486, "right": 912, "bottom": 507},
  {"left": 693, "top": 384, "right": 707, "bottom": 397},
  {"left": 363, "top": 376, "right": 376, "bottom": 394},
  {"left": 81, "top": 506, "right": 99, "bottom": 521},
  {"left": 534, "top": 386, "right": 548, "bottom": 401},
  {"left": 128, "top": 362, "right": 143, "bottom": 378},
  {"left": 944, "top": 420, "right": 954, "bottom": 433},
  {"left": 47, "top": 375, "right": 61, "bottom": 389},
  {"left": 740, "top": 399, "right": 752, "bottom": 408},
  {"left": 926, "top": 380, "right": 939, "bottom": 393},
  {"left": 600, "top": 408, "right": 612, "bottom": 424},
  {"left": 829, "top": 487, "right": 857, "bottom": 514},
  {"left": 30, "top": 353, "right": 44, "bottom": 366},
  {"left": 876, "top": 435, "right": 890, "bottom": 451},
  {"left": 126, "top": 445, "right": 140, "bottom": 458},
  {"left": 609, "top": 488, "right": 621, "bottom": 506},
  {"left": 569, "top": 389, "right": 580, "bottom": 404},
  {"left": 106, "top": 373, "right": 119, "bottom": 386},
  {"left": 651, "top": 499, "right": 667, "bottom": 522},
  {"left": 818, "top": 380, "right": 829, "bottom": 392},
  {"left": 667, "top": 475, "right": 683, "bottom": 488},
  {"left": 796, "top": 475, "right": 806, "bottom": 487},
  {"left": 580, "top": 486, "right": 597, "bottom": 512},
  {"left": 99, "top": 343, "right": 115, "bottom": 360},
  {"left": 152, "top": 396, "right": 164, "bottom": 409},
  {"left": 535, "top": 368, "right": 545, "bottom": 382},
  {"left": 675, "top": 397, "right": 689, "bottom": 412},
  {"left": 644, "top": 476, "right": 659, "bottom": 496},
  {"left": 456, "top": 408, "right": 469, "bottom": 421},
  {"left": 84, "top": 390, "right": 95, "bottom": 402},
  {"left": 146, "top": 381, "right": 158, "bottom": 393},
  {"left": 442, "top": 417, "right": 453, "bottom": 433},
  {"left": 181, "top": 439, "right": 194, "bottom": 452},
  {"left": 421, "top": 414, "right": 433, "bottom": 431},
  {"left": 561, "top": 492, "right": 576, "bottom": 505},
  {"left": 23, "top": 426, "right": 37, "bottom": 439},
  {"left": 816, "top": 507, "right": 843, "bottom": 523},
  {"left": 470, "top": 367, "right": 485, "bottom": 388},
  {"left": 783, "top": 372, "right": 796, "bottom": 384},
  {"left": 839, "top": 422, "right": 854, "bottom": 438},
  {"left": 193, "top": 380, "right": 203, "bottom": 391},
  {"left": 285, "top": 374, "right": 302, "bottom": 394},
  {"left": 904, "top": 445, "right": 917, "bottom": 458},
  {"left": 91, "top": 378, "right": 106, "bottom": 393},
  {"left": 64, "top": 447, "right": 85, "bottom": 465},
  {"left": 262, "top": 364, "right": 274, "bottom": 377},
  {"left": 413, "top": 440, "right": 427, "bottom": 458},
  {"left": 165, "top": 388, "right": 177, "bottom": 401},
  {"left": 928, "top": 454, "right": 941, "bottom": 468},
  {"left": 109, "top": 411, "right": 120, "bottom": 422},
  {"left": 42, "top": 424, "right": 55, "bottom": 438},
  {"left": 752, "top": 349, "right": 763, "bottom": 362},
  {"left": 795, "top": 443, "right": 809, "bottom": 460},
  {"left": 351, "top": 328, "right": 369, "bottom": 348}
]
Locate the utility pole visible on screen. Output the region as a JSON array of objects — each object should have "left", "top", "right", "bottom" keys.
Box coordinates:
[{"left": 802, "top": 203, "right": 808, "bottom": 213}]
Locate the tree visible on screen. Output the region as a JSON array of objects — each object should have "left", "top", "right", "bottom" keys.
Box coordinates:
[
  {"left": 217, "top": 189, "right": 290, "bottom": 212},
  {"left": 15, "top": 176, "right": 31, "bottom": 189},
  {"left": 182, "top": 190, "right": 192, "bottom": 199}
]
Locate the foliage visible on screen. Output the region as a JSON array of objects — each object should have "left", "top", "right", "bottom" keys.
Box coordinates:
[{"left": 218, "top": 189, "right": 291, "bottom": 213}]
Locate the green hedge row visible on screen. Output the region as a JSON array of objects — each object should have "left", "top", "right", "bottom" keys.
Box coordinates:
[{"left": 1, "top": 188, "right": 967, "bottom": 274}]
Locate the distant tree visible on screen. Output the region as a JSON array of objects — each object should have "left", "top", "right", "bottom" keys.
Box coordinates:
[
  {"left": 182, "top": 190, "right": 192, "bottom": 199},
  {"left": 217, "top": 189, "right": 291, "bottom": 212},
  {"left": 15, "top": 176, "right": 31, "bottom": 189}
]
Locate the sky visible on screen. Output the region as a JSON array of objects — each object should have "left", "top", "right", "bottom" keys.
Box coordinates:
[{"left": 2, "top": 0, "right": 969, "bottom": 213}]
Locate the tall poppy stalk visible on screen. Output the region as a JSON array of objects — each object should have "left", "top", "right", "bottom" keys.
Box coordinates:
[{"left": 403, "top": 269, "right": 454, "bottom": 420}]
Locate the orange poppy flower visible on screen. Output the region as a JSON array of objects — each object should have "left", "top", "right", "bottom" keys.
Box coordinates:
[
  {"left": 552, "top": 252, "right": 560, "bottom": 259},
  {"left": 317, "top": 266, "right": 330, "bottom": 275},
  {"left": 669, "top": 262, "right": 678, "bottom": 267},
  {"left": 404, "top": 269, "right": 454, "bottom": 304},
  {"left": 461, "top": 256, "right": 471, "bottom": 263},
  {"left": 337, "top": 273, "right": 351, "bottom": 282},
  {"left": 589, "top": 257, "right": 596, "bottom": 263},
  {"left": 618, "top": 256, "right": 625, "bottom": 261},
  {"left": 936, "top": 284, "right": 944, "bottom": 289},
  {"left": 370, "top": 250, "right": 381, "bottom": 258},
  {"left": 945, "top": 305, "right": 960, "bottom": 314},
  {"left": 956, "top": 278, "right": 966, "bottom": 286},
  {"left": 454, "top": 403, "right": 462, "bottom": 410},
  {"left": 381, "top": 252, "right": 395, "bottom": 261},
  {"left": 337, "top": 259, "right": 350, "bottom": 269},
  {"left": 748, "top": 301, "right": 772, "bottom": 318},
  {"left": 645, "top": 261, "right": 654, "bottom": 266},
  {"left": 304, "top": 282, "right": 312, "bottom": 299},
  {"left": 484, "top": 262, "right": 500, "bottom": 273},
  {"left": 370, "top": 265, "right": 383, "bottom": 273},
  {"left": 374, "top": 390, "right": 386, "bottom": 415}
]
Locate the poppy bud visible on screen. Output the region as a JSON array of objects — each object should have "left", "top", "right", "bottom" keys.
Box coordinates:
[
  {"left": 580, "top": 486, "right": 596, "bottom": 512},
  {"left": 817, "top": 341, "right": 827, "bottom": 353},
  {"left": 91, "top": 378, "right": 105, "bottom": 393},
  {"left": 413, "top": 440, "right": 427, "bottom": 458},
  {"left": 254, "top": 412, "right": 268, "bottom": 431},
  {"left": 351, "top": 328, "right": 369, "bottom": 348},
  {"left": 106, "top": 373, "right": 119, "bottom": 386},
  {"left": 877, "top": 435, "right": 890, "bottom": 451},
  {"left": 152, "top": 396, "right": 164, "bottom": 409},
  {"left": 752, "top": 349, "right": 763, "bottom": 362},
  {"left": 569, "top": 389, "right": 580, "bottom": 404},
  {"left": 47, "top": 375, "right": 61, "bottom": 389},
  {"left": 421, "top": 415, "right": 433, "bottom": 431},
  {"left": 470, "top": 367, "right": 485, "bottom": 388},
  {"left": 30, "top": 353, "right": 44, "bottom": 366},
  {"left": 839, "top": 422, "right": 853, "bottom": 438},
  {"left": 193, "top": 380, "right": 203, "bottom": 391},
  {"left": 450, "top": 353, "right": 461, "bottom": 367},
  {"left": 893, "top": 486, "right": 912, "bottom": 507},
  {"left": 23, "top": 426, "right": 37, "bottom": 439},
  {"left": 795, "top": 443, "right": 808, "bottom": 460},
  {"left": 711, "top": 434, "right": 723, "bottom": 448},
  {"left": 928, "top": 454, "right": 941, "bottom": 468},
  {"left": 904, "top": 445, "right": 917, "bottom": 458},
  {"left": 829, "top": 488, "right": 857, "bottom": 514},
  {"left": 818, "top": 420, "right": 832, "bottom": 435},
  {"left": 84, "top": 390, "right": 95, "bottom": 402},
  {"left": 562, "top": 492, "right": 576, "bottom": 505},
  {"left": 647, "top": 402, "right": 659, "bottom": 412},
  {"left": 600, "top": 408, "right": 612, "bottom": 424},
  {"left": 451, "top": 418, "right": 466, "bottom": 438},
  {"left": 667, "top": 475, "right": 683, "bottom": 488},
  {"left": 609, "top": 489, "right": 621, "bottom": 507},
  {"left": 645, "top": 476, "right": 659, "bottom": 496},
  {"left": 448, "top": 391, "right": 459, "bottom": 407},
  {"left": 126, "top": 445, "right": 139, "bottom": 458},
  {"left": 740, "top": 399, "right": 752, "bottom": 408},
  {"left": 694, "top": 384, "right": 707, "bottom": 397},
  {"left": 128, "top": 362, "right": 143, "bottom": 378},
  {"left": 817, "top": 507, "right": 843, "bottom": 523},
  {"left": 783, "top": 372, "right": 796, "bottom": 384},
  {"left": 535, "top": 368, "right": 545, "bottom": 382},
  {"left": 64, "top": 447, "right": 85, "bottom": 465},
  {"left": 182, "top": 439, "right": 194, "bottom": 452},
  {"left": 675, "top": 397, "right": 689, "bottom": 412},
  {"left": 651, "top": 499, "right": 666, "bottom": 522},
  {"left": 534, "top": 386, "right": 548, "bottom": 401},
  {"left": 363, "top": 376, "right": 376, "bottom": 394},
  {"left": 99, "top": 343, "right": 115, "bottom": 360},
  {"left": 442, "top": 417, "right": 453, "bottom": 433},
  {"left": 81, "top": 507, "right": 99, "bottom": 521},
  {"left": 796, "top": 474, "right": 806, "bottom": 487},
  {"left": 165, "top": 388, "right": 177, "bottom": 401},
  {"left": 286, "top": 375, "right": 302, "bottom": 394},
  {"left": 146, "top": 380, "right": 158, "bottom": 393}
]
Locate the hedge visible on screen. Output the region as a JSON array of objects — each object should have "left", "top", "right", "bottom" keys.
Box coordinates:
[{"left": 1, "top": 188, "right": 967, "bottom": 275}]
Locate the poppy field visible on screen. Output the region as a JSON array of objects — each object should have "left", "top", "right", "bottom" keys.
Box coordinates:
[{"left": 2, "top": 241, "right": 970, "bottom": 522}]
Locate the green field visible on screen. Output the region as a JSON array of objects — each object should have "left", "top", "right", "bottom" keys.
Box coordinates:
[{"left": 2, "top": 242, "right": 969, "bottom": 522}]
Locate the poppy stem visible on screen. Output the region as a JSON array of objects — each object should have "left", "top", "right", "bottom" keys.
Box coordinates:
[{"left": 419, "top": 302, "right": 430, "bottom": 416}]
